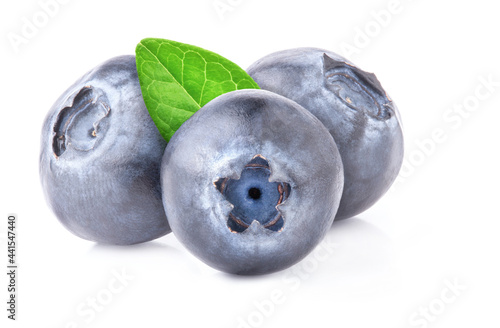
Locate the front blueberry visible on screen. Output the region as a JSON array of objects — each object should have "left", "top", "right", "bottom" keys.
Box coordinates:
[{"left": 161, "top": 89, "right": 344, "bottom": 275}]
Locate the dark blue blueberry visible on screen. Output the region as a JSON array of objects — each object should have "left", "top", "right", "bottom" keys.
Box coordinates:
[
  {"left": 161, "top": 89, "right": 344, "bottom": 275},
  {"left": 40, "top": 55, "right": 171, "bottom": 245},
  {"left": 247, "top": 48, "right": 404, "bottom": 220}
]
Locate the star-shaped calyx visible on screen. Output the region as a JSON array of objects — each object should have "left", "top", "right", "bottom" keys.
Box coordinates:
[
  {"left": 322, "top": 53, "right": 394, "bottom": 120},
  {"left": 214, "top": 155, "right": 291, "bottom": 233}
]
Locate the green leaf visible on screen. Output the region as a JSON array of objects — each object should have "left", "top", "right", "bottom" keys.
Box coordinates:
[{"left": 135, "top": 38, "right": 260, "bottom": 141}]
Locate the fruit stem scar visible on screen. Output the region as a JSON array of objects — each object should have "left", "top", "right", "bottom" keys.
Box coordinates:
[
  {"left": 327, "top": 72, "right": 386, "bottom": 117},
  {"left": 248, "top": 187, "right": 261, "bottom": 200},
  {"left": 323, "top": 53, "right": 393, "bottom": 120},
  {"left": 52, "top": 86, "right": 110, "bottom": 158}
]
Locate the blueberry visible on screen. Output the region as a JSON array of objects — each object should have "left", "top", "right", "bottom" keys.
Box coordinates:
[
  {"left": 161, "top": 89, "right": 344, "bottom": 275},
  {"left": 39, "top": 55, "right": 171, "bottom": 245},
  {"left": 247, "top": 48, "right": 404, "bottom": 220}
]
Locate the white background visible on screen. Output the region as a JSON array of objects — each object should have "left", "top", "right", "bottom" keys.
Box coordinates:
[{"left": 1, "top": 0, "right": 499, "bottom": 327}]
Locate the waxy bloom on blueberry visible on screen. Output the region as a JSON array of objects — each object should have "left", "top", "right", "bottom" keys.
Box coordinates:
[
  {"left": 161, "top": 89, "right": 344, "bottom": 275},
  {"left": 39, "top": 55, "right": 171, "bottom": 245},
  {"left": 248, "top": 48, "right": 404, "bottom": 220}
]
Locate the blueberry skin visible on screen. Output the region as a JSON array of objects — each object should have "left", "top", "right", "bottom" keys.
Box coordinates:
[
  {"left": 161, "top": 89, "right": 344, "bottom": 275},
  {"left": 247, "top": 48, "right": 404, "bottom": 220},
  {"left": 39, "top": 55, "right": 171, "bottom": 245}
]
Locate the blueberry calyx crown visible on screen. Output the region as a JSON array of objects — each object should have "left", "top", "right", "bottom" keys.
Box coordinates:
[
  {"left": 52, "top": 86, "right": 110, "bottom": 158},
  {"left": 214, "top": 155, "right": 291, "bottom": 233},
  {"left": 322, "top": 53, "right": 394, "bottom": 120}
]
